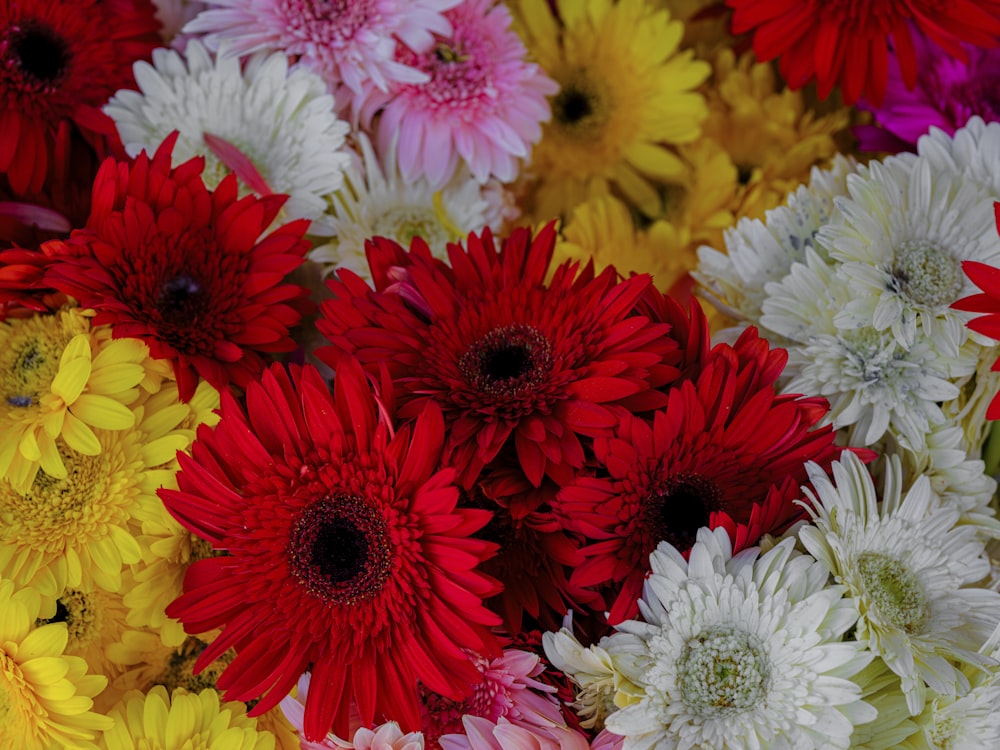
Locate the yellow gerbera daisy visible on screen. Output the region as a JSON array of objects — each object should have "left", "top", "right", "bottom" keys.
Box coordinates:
[
  {"left": 0, "top": 373, "right": 204, "bottom": 600},
  {"left": 0, "top": 576, "right": 112, "bottom": 749},
  {"left": 554, "top": 194, "right": 696, "bottom": 291},
  {"left": 700, "top": 48, "right": 851, "bottom": 221},
  {"left": 38, "top": 585, "right": 137, "bottom": 714},
  {"left": 100, "top": 686, "right": 275, "bottom": 750},
  {"left": 124, "top": 380, "right": 220, "bottom": 647},
  {"left": 0, "top": 306, "right": 166, "bottom": 493},
  {"left": 516, "top": 0, "right": 710, "bottom": 219}
]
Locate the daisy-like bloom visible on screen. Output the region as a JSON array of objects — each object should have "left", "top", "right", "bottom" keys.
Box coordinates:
[
  {"left": 0, "top": 360, "right": 197, "bottom": 600},
  {"left": 726, "top": 0, "right": 1000, "bottom": 105},
  {"left": 100, "top": 686, "right": 276, "bottom": 750},
  {"left": 761, "top": 248, "right": 962, "bottom": 450},
  {"left": 38, "top": 585, "right": 135, "bottom": 712},
  {"left": 160, "top": 360, "right": 502, "bottom": 740},
  {"left": 553, "top": 195, "right": 699, "bottom": 294},
  {"left": 953, "top": 248, "right": 1000, "bottom": 420},
  {"left": 514, "top": 0, "right": 710, "bottom": 218},
  {"left": 917, "top": 116, "right": 1000, "bottom": 198},
  {"left": 317, "top": 224, "right": 679, "bottom": 488},
  {"left": 695, "top": 153, "right": 858, "bottom": 331},
  {"left": 42, "top": 134, "right": 312, "bottom": 402},
  {"left": 439, "top": 716, "right": 590, "bottom": 750},
  {"left": 553, "top": 325, "right": 845, "bottom": 623},
  {"left": 798, "top": 451, "right": 1000, "bottom": 715},
  {"left": 421, "top": 648, "right": 569, "bottom": 747},
  {"left": 0, "top": 575, "right": 112, "bottom": 749},
  {"left": 700, "top": 48, "right": 851, "bottom": 221},
  {"left": 0, "top": 0, "right": 161, "bottom": 195},
  {"left": 857, "top": 27, "right": 1000, "bottom": 152},
  {"left": 104, "top": 41, "right": 351, "bottom": 235},
  {"left": 358, "top": 0, "right": 556, "bottom": 189},
  {"left": 183, "top": 0, "right": 460, "bottom": 96},
  {"left": 571, "top": 528, "right": 876, "bottom": 750},
  {"left": 0, "top": 306, "right": 158, "bottom": 493},
  {"left": 309, "top": 134, "right": 497, "bottom": 282},
  {"left": 819, "top": 154, "right": 1000, "bottom": 359},
  {"left": 332, "top": 722, "right": 425, "bottom": 750}
]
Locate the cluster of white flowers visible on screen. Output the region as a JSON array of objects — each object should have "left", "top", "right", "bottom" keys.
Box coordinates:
[{"left": 545, "top": 453, "right": 1000, "bottom": 749}]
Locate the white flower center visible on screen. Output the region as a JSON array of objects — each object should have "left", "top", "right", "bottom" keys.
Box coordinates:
[
  {"left": 677, "top": 627, "right": 771, "bottom": 717},
  {"left": 891, "top": 239, "right": 963, "bottom": 308},
  {"left": 372, "top": 207, "right": 451, "bottom": 249},
  {"left": 856, "top": 552, "right": 929, "bottom": 634},
  {"left": 930, "top": 715, "right": 959, "bottom": 749}
]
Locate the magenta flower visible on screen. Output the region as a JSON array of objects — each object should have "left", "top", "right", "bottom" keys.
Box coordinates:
[
  {"left": 857, "top": 24, "right": 1000, "bottom": 152},
  {"left": 358, "top": 0, "right": 557, "bottom": 188},
  {"left": 183, "top": 0, "right": 462, "bottom": 94}
]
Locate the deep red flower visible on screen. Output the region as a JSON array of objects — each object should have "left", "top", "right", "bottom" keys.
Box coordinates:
[
  {"left": 727, "top": 0, "right": 1000, "bottom": 105},
  {"left": 317, "top": 226, "right": 680, "bottom": 488},
  {"left": 473, "top": 463, "right": 603, "bottom": 634},
  {"left": 42, "top": 133, "right": 313, "bottom": 401},
  {"left": 0, "top": 0, "right": 160, "bottom": 195},
  {"left": 953, "top": 232, "right": 1000, "bottom": 419},
  {"left": 159, "top": 360, "right": 502, "bottom": 740},
  {"left": 553, "top": 327, "right": 844, "bottom": 624}
]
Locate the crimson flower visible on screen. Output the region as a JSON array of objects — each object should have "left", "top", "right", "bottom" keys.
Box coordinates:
[
  {"left": 0, "top": 0, "right": 160, "bottom": 194},
  {"left": 553, "top": 327, "right": 845, "bottom": 624},
  {"left": 160, "top": 360, "right": 502, "bottom": 740},
  {"left": 953, "top": 241, "right": 1000, "bottom": 419},
  {"left": 317, "top": 225, "right": 679, "bottom": 488},
  {"left": 42, "top": 133, "right": 312, "bottom": 401},
  {"left": 727, "top": 0, "right": 1000, "bottom": 105}
]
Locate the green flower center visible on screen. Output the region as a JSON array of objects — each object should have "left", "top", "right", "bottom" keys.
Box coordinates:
[
  {"left": 678, "top": 627, "right": 771, "bottom": 717},
  {"left": 856, "top": 552, "right": 929, "bottom": 634},
  {"left": 891, "top": 239, "right": 963, "bottom": 308}
]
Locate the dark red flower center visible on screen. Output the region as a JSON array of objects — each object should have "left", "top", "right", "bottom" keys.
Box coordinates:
[
  {"left": 4, "top": 22, "right": 70, "bottom": 86},
  {"left": 288, "top": 494, "right": 392, "bottom": 605},
  {"left": 646, "top": 473, "right": 722, "bottom": 553},
  {"left": 459, "top": 324, "right": 553, "bottom": 399},
  {"left": 157, "top": 274, "right": 208, "bottom": 326}
]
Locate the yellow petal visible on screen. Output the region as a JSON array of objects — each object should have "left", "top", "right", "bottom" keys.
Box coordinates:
[
  {"left": 19, "top": 655, "right": 70, "bottom": 685},
  {"left": 50, "top": 355, "right": 92, "bottom": 404},
  {"left": 37, "top": 434, "right": 67, "bottom": 479},
  {"left": 70, "top": 394, "right": 136, "bottom": 431},
  {"left": 18, "top": 622, "right": 67, "bottom": 660},
  {"left": 62, "top": 412, "right": 102, "bottom": 455}
]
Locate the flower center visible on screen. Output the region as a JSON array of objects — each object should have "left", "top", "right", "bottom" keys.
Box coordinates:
[
  {"left": 552, "top": 72, "right": 608, "bottom": 136},
  {"left": 288, "top": 494, "right": 392, "bottom": 605},
  {"left": 678, "top": 627, "right": 771, "bottom": 718},
  {"left": 35, "top": 590, "right": 98, "bottom": 651},
  {"left": 646, "top": 474, "right": 722, "bottom": 553},
  {"left": 1, "top": 313, "right": 83, "bottom": 410},
  {"left": 5, "top": 23, "right": 70, "bottom": 86},
  {"left": 372, "top": 207, "right": 452, "bottom": 249},
  {"left": 157, "top": 274, "right": 208, "bottom": 326},
  {"left": 856, "top": 552, "right": 929, "bottom": 633},
  {"left": 890, "top": 239, "right": 963, "bottom": 308},
  {"left": 459, "top": 324, "right": 554, "bottom": 399}
]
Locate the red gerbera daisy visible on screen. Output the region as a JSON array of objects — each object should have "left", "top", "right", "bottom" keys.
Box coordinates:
[
  {"left": 159, "top": 360, "right": 502, "bottom": 740},
  {"left": 953, "top": 253, "right": 1000, "bottom": 419},
  {"left": 727, "top": 0, "right": 1000, "bottom": 105},
  {"left": 0, "top": 0, "right": 160, "bottom": 195},
  {"left": 317, "top": 226, "right": 680, "bottom": 488},
  {"left": 553, "top": 327, "right": 844, "bottom": 624},
  {"left": 42, "top": 133, "right": 312, "bottom": 401}
]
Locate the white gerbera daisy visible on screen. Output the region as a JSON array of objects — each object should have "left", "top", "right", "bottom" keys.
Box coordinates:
[
  {"left": 798, "top": 451, "right": 1000, "bottom": 716},
  {"left": 819, "top": 155, "right": 1000, "bottom": 358},
  {"left": 762, "top": 248, "right": 960, "bottom": 449},
  {"left": 592, "top": 528, "right": 874, "bottom": 750},
  {"left": 917, "top": 116, "right": 1000, "bottom": 198},
  {"left": 309, "top": 134, "right": 497, "bottom": 281},
  {"left": 104, "top": 40, "right": 351, "bottom": 235},
  {"left": 695, "top": 154, "right": 857, "bottom": 329}
]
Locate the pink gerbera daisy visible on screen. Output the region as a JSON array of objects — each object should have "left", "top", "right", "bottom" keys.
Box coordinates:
[
  {"left": 183, "top": 0, "right": 461, "bottom": 95},
  {"left": 359, "top": 0, "right": 557, "bottom": 189}
]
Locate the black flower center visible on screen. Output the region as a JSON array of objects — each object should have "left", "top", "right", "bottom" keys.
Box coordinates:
[
  {"left": 647, "top": 473, "right": 723, "bottom": 553},
  {"left": 288, "top": 495, "right": 392, "bottom": 605},
  {"left": 459, "top": 324, "right": 554, "bottom": 399},
  {"left": 157, "top": 274, "right": 207, "bottom": 325},
  {"left": 554, "top": 87, "right": 593, "bottom": 124},
  {"left": 7, "top": 24, "right": 70, "bottom": 84}
]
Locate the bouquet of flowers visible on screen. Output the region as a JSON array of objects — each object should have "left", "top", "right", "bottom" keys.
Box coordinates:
[{"left": 4, "top": 1, "right": 1000, "bottom": 748}]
